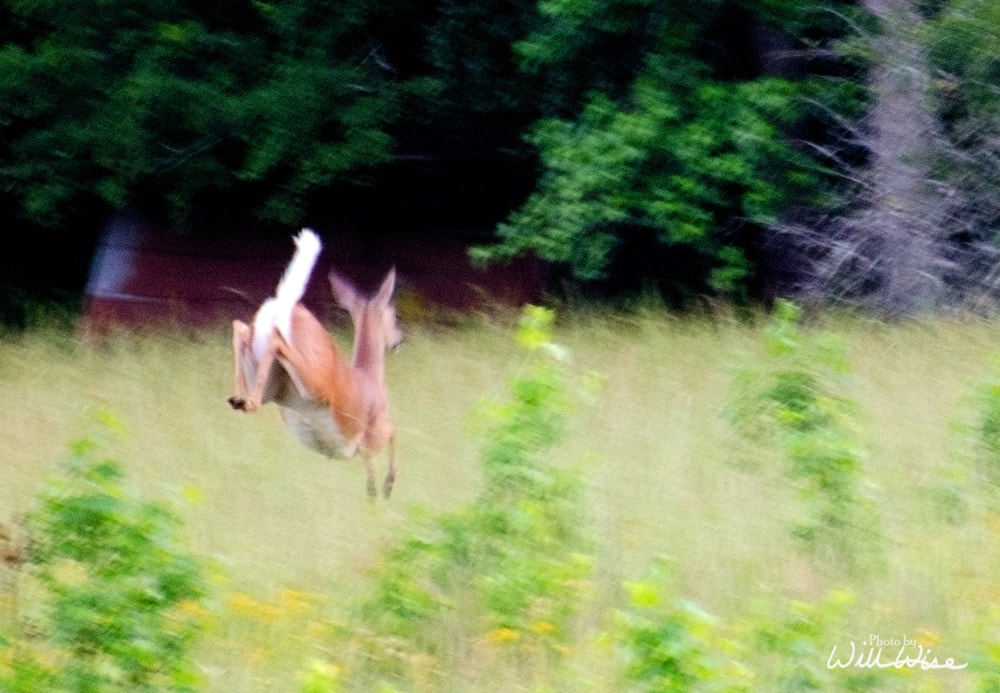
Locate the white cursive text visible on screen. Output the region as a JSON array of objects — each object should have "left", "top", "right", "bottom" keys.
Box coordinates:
[{"left": 827, "top": 641, "right": 968, "bottom": 670}]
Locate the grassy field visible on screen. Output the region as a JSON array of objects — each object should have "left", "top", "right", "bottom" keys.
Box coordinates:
[{"left": 3, "top": 307, "right": 1000, "bottom": 690}]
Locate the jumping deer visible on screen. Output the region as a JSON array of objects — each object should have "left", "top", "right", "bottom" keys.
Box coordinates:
[{"left": 228, "top": 229, "right": 402, "bottom": 500}]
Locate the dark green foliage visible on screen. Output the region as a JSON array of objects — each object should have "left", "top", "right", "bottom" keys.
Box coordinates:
[
  {"left": 476, "top": 0, "right": 862, "bottom": 295},
  {"left": 0, "top": 0, "right": 400, "bottom": 225},
  {"left": 0, "top": 0, "right": 870, "bottom": 302},
  {"left": 422, "top": 0, "right": 541, "bottom": 137},
  {"left": 927, "top": 0, "right": 1000, "bottom": 124},
  {"left": 13, "top": 0, "right": 1000, "bottom": 304},
  {"left": 926, "top": 0, "right": 1000, "bottom": 239},
  {"left": 482, "top": 75, "right": 823, "bottom": 289}
]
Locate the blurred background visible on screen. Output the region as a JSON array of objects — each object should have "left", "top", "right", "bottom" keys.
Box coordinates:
[
  {"left": 5, "top": 2, "right": 1000, "bottom": 691},
  {"left": 3, "top": 0, "right": 1000, "bottom": 326}
]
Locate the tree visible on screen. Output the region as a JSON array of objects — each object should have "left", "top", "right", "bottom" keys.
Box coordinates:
[
  {"left": 0, "top": 0, "right": 403, "bottom": 227},
  {"left": 474, "top": 0, "right": 863, "bottom": 298},
  {"left": 925, "top": 0, "right": 1000, "bottom": 307},
  {"left": 769, "top": 0, "right": 1000, "bottom": 313}
]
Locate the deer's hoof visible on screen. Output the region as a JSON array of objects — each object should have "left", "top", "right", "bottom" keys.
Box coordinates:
[{"left": 227, "top": 396, "right": 246, "bottom": 411}]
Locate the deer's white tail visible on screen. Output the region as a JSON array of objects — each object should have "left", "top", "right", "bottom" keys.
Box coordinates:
[{"left": 253, "top": 229, "right": 322, "bottom": 359}]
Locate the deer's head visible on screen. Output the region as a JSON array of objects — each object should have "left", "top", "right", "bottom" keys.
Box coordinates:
[{"left": 329, "top": 268, "right": 403, "bottom": 361}]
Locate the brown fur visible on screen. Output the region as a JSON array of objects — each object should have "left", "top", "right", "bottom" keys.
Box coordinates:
[{"left": 229, "top": 269, "right": 402, "bottom": 500}]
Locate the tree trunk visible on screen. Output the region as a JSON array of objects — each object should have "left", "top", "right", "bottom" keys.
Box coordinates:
[
  {"left": 775, "top": 1, "right": 958, "bottom": 313},
  {"left": 852, "top": 0, "right": 949, "bottom": 313}
]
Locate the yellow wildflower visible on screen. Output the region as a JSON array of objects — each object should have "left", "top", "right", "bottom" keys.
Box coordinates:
[
  {"left": 529, "top": 620, "right": 557, "bottom": 636},
  {"left": 278, "top": 588, "right": 319, "bottom": 614},
  {"left": 486, "top": 627, "right": 521, "bottom": 644},
  {"left": 226, "top": 591, "right": 282, "bottom": 621},
  {"left": 916, "top": 629, "right": 942, "bottom": 647}
]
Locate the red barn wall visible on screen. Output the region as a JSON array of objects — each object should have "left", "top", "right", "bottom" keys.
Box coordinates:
[{"left": 83, "top": 214, "right": 542, "bottom": 330}]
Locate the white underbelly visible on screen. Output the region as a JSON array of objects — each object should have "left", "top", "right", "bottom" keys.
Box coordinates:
[{"left": 279, "top": 403, "right": 354, "bottom": 458}]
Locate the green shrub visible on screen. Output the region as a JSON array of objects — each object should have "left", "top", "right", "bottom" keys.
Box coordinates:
[
  {"left": 929, "top": 354, "right": 1000, "bottom": 525},
  {"left": 0, "top": 413, "right": 207, "bottom": 692},
  {"left": 752, "top": 589, "right": 888, "bottom": 692},
  {"left": 972, "top": 356, "right": 1000, "bottom": 489},
  {"left": 728, "top": 301, "right": 881, "bottom": 573},
  {"left": 317, "top": 306, "right": 594, "bottom": 690},
  {"left": 617, "top": 559, "right": 751, "bottom": 693},
  {"left": 617, "top": 561, "right": 890, "bottom": 692}
]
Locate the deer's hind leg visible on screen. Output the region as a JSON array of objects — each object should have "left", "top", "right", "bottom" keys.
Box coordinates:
[
  {"left": 382, "top": 432, "right": 397, "bottom": 499},
  {"left": 228, "top": 320, "right": 254, "bottom": 410},
  {"left": 362, "top": 454, "right": 378, "bottom": 502},
  {"left": 242, "top": 328, "right": 301, "bottom": 412},
  {"left": 230, "top": 322, "right": 293, "bottom": 412}
]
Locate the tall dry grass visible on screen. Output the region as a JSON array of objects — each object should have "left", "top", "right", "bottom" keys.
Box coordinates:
[{"left": 3, "top": 308, "right": 1000, "bottom": 690}]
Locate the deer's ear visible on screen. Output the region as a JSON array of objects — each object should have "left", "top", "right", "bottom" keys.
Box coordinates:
[
  {"left": 374, "top": 267, "right": 396, "bottom": 306},
  {"left": 329, "top": 269, "right": 360, "bottom": 311}
]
